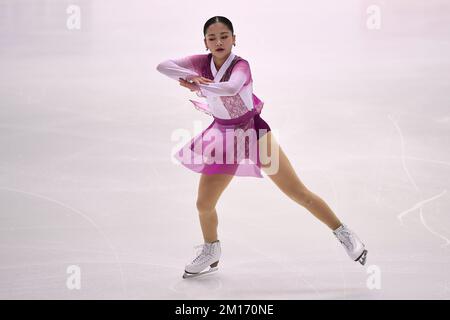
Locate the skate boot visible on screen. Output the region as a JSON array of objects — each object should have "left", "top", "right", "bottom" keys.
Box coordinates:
[
  {"left": 333, "top": 224, "right": 368, "bottom": 265},
  {"left": 183, "top": 240, "right": 221, "bottom": 279}
]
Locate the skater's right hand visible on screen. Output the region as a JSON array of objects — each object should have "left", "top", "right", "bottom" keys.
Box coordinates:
[
  {"left": 187, "top": 76, "right": 214, "bottom": 85},
  {"left": 179, "top": 78, "right": 200, "bottom": 92}
]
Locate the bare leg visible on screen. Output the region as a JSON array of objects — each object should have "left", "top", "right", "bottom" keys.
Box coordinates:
[
  {"left": 196, "top": 173, "right": 234, "bottom": 243},
  {"left": 259, "top": 131, "right": 342, "bottom": 230}
]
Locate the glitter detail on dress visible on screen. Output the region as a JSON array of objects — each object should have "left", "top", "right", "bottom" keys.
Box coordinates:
[{"left": 220, "top": 94, "right": 248, "bottom": 118}]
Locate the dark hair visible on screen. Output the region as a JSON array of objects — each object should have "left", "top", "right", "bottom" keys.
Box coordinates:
[{"left": 203, "top": 16, "right": 234, "bottom": 37}]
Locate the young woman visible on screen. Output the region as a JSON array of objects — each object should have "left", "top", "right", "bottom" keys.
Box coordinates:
[{"left": 156, "top": 16, "right": 368, "bottom": 279}]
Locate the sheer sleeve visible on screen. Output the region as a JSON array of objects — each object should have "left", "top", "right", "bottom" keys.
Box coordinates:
[
  {"left": 196, "top": 60, "right": 252, "bottom": 97},
  {"left": 156, "top": 54, "right": 205, "bottom": 82}
]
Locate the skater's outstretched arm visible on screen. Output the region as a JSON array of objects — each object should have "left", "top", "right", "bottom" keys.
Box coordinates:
[
  {"left": 157, "top": 55, "right": 251, "bottom": 97},
  {"left": 156, "top": 54, "right": 205, "bottom": 82},
  {"left": 195, "top": 60, "right": 252, "bottom": 97}
]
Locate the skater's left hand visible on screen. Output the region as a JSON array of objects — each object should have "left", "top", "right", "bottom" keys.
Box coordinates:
[{"left": 179, "top": 78, "right": 200, "bottom": 92}]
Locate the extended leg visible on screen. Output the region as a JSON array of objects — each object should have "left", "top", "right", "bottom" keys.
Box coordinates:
[
  {"left": 259, "top": 131, "right": 342, "bottom": 230},
  {"left": 258, "top": 132, "right": 368, "bottom": 264}
]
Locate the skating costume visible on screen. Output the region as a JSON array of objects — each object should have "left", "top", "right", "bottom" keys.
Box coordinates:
[{"left": 156, "top": 52, "right": 271, "bottom": 178}]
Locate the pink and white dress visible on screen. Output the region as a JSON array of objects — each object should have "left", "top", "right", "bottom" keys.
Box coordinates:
[{"left": 156, "top": 52, "right": 271, "bottom": 178}]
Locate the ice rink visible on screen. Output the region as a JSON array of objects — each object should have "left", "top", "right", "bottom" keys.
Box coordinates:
[{"left": 0, "top": 0, "right": 449, "bottom": 299}]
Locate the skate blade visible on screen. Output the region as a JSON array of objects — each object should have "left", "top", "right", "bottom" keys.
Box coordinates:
[
  {"left": 357, "top": 250, "right": 368, "bottom": 265},
  {"left": 182, "top": 267, "right": 218, "bottom": 279}
]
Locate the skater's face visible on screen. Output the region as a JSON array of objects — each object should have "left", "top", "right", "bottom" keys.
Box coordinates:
[{"left": 204, "top": 22, "right": 235, "bottom": 59}]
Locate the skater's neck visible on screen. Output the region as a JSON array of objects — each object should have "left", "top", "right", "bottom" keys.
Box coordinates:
[{"left": 212, "top": 52, "right": 231, "bottom": 70}]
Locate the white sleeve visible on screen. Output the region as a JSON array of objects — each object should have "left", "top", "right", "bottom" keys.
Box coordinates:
[
  {"left": 196, "top": 60, "right": 251, "bottom": 97},
  {"left": 197, "top": 69, "right": 248, "bottom": 97},
  {"left": 156, "top": 56, "right": 200, "bottom": 82}
]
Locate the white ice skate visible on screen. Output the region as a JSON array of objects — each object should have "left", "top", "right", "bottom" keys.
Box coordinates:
[
  {"left": 333, "top": 224, "right": 368, "bottom": 265},
  {"left": 182, "top": 240, "right": 221, "bottom": 279}
]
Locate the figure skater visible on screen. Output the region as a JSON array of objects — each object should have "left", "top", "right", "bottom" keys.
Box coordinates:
[{"left": 156, "top": 16, "right": 368, "bottom": 279}]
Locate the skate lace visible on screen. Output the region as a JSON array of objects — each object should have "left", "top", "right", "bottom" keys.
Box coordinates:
[
  {"left": 191, "top": 244, "right": 213, "bottom": 264},
  {"left": 337, "top": 229, "right": 354, "bottom": 250}
]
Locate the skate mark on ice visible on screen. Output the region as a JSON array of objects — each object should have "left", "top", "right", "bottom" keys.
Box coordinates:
[
  {"left": 388, "top": 115, "right": 419, "bottom": 191},
  {"left": 397, "top": 190, "right": 449, "bottom": 247},
  {"left": 221, "top": 234, "right": 321, "bottom": 298},
  {"left": 388, "top": 115, "right": 450, "bottom": 247},
  {"left": 169, "top": 276, "right": 223, "bottom": 296},
  {"left": 0, "top": 123, "right": 154, "bottom": 148},
  {"left": 0, "top": 186, "right": 128, "bottom": 295},
  {"left": 343, "top": 154, "right": 450, "bottom": 167},
  {"left": 0, "top": 259, "right": 179, "bottom": 271}
]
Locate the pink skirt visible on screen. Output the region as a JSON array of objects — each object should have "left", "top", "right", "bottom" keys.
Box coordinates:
[{"left": 174, "top": 107, "right": 271, "bottom": 178}]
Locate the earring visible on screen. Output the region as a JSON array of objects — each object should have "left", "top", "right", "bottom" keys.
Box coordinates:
[{"left": 205, "top": 48, "right": 209, "bottom": 51}]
